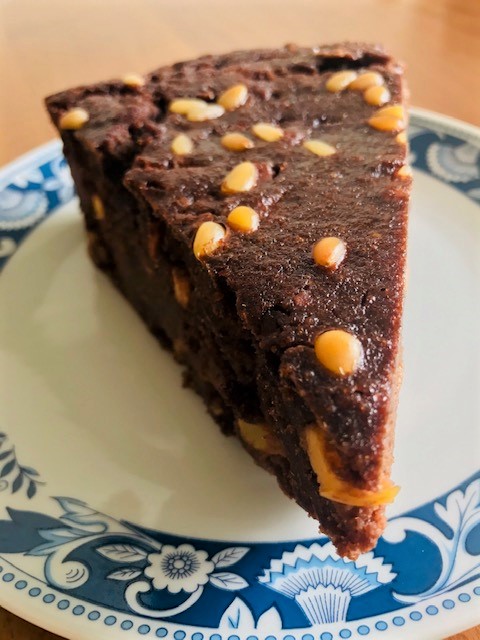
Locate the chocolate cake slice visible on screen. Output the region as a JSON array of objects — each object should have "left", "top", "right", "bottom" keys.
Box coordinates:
[{"left": 46, "top": 43, "right": 410, "bottom": 558}]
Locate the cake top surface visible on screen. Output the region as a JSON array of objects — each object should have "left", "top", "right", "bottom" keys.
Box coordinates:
[{"left": 46, "top": 43, "right": 410, "bottom": 485}]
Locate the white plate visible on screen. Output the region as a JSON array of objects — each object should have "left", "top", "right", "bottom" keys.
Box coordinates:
[{"left": 0, "top": 108, "right": 479, "bottom": 640}]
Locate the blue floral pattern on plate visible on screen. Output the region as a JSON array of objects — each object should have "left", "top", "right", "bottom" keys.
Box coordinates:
[{"left": 0, "top": 111, "right": 479, "bottom": 638}]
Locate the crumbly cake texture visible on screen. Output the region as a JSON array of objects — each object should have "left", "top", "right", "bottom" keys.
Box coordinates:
[{"left": 46, "top": 43, "right": 410, "bottom": 559}]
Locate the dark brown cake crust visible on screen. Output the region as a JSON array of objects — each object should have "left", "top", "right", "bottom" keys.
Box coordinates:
[{"left": 46, "top": 43, "right": 410, "bottom": 558}]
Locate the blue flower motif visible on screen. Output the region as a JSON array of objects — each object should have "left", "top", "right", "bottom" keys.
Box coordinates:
[
  {"left": 258, "top": 541, "right": 395, "bottom": 624},
  {"left": 145, "top": 544, "right": 215, "bottom": 594}
]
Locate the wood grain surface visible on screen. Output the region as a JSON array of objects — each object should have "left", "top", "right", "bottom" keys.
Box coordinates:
[{"left": 0, "top": 0, "right": 479, "bottom": 638}]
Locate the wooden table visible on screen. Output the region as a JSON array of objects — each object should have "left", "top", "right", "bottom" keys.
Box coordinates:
[{"left": 0, "top": 0, "right": 479, "bottom": 638}]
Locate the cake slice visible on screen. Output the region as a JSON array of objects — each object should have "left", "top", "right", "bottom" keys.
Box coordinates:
[{"left": 46, "top": 43, "right": 410, "bottom": 558}]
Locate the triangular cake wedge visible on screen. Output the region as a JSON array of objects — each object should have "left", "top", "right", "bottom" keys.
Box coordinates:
[{"left": 46, "top": 43, "right": 410, "bottom": 558}]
